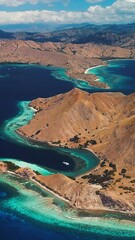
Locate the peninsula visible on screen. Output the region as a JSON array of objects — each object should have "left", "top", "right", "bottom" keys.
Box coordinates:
[
  {"left": 16, "top": 88, "right": 135, "bottom": 212},
  {"left": 0, "top": 161, "right": 135, "bottom": 214},
  {"left": 0, "top": 40, "right": 135, "bottom": 88}
]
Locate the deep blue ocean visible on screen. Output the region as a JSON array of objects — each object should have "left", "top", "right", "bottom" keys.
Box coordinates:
[{"left": 0, "top": 61, "right": 135, "bottom": 240}]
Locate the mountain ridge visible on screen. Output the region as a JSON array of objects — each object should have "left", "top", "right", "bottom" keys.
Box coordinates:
[{"left": 0, "top": 23, "right": 135, "bottom": 47}]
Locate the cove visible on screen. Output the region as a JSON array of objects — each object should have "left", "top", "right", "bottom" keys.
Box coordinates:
[
  {"left": 87, "top": 59, "right": 135, "bottom": 95},
  {"left": 0, "top": 100, "right": 99, "bottom": 177},
  {"left": 0, "top": 63, "right": 99, "bottom": 177}
]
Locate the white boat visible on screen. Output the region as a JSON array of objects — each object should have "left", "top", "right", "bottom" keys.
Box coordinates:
[{"left": 63, "top": 161, "right": 69, "bottom": 166}]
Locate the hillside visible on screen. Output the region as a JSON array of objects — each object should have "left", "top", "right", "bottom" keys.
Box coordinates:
[
  {"left": 19, "top": 88, "right": 135, "bottom": 173},
  {"left": 0, "top": 40, "right": 135, "bottom": 89},
  {"left": 0, "top": 162, "right": 135, "bottom": 213}
]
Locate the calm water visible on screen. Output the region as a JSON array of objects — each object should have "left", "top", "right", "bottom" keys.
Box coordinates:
[
  {"left": 88, "top": 60, "right": 135, "bottom": 94},
  {"left": 0, "top": 62, "right": 135, "bottom": 240}
]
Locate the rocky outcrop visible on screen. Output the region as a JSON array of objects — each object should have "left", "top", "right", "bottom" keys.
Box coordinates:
[
  {"left": 0, "top": 162, "right": 7, "bottom": 172},
  {"left": 15, "top": 167, "right": 36, "bottom": 178}
]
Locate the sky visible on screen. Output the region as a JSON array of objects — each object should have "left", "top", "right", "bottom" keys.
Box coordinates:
[{"left": 0, "top": 0, "right": 135, "bottom": 26}]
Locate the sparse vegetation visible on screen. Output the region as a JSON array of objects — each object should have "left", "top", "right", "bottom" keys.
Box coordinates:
[
  {"left": 69, "top": 135, "right": 80, "bottom": 143},
  {"left": 6, "top": 162, "right": 20, "bottom": 171},
  {"left": 35, "top": 130, "right": 41, "bottom": 135},
  {"left": 52, "top": 140, "right": 61, "bottom": 144}
]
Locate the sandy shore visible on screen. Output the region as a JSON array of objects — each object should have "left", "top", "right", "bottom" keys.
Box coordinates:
[
  {"left": 84, "top": 64, "right": 105, "bottom": 74},
  {"left": 84, "top": 63, "right": 110, "bottom": 89},
  {"left": 1, "top": 166, "right": 135, "bottom": 216}
]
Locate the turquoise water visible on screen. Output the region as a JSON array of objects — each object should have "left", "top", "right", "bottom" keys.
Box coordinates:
[
  {"left": 88, "top": 60, "right": 135, "bottom": 94},
  {"left": 0, "top": 100, "right": 99, "bottom": 177},
  {"left": 0, "top": 63, "right": 135, "bottom": 239},
  {"left": 1, "top": 173, "right": 135, "bottom": 240},
  {"left": 51, "top": 67, "right": 98, "bottom": 90}
]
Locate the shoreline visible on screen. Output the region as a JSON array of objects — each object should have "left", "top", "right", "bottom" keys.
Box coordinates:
[
  {"left": 0, "top": 61, "right": 110, "bottom": 90},
  {"left": 0, "top": 39, "right": 135, "bottom": 91},
  {"left": 21, "top": 103, "right": 102, "bottom": 178},
  {"left": 0, "top": 59, "right": 134, "bottom": 223},
  {"left": 84, "top": 63, "right": 110, "bottom": 89},
  {"left": 17, "top": 127, "right": 100, "bottom": 178},
  {"left": 1, "top": 166, "right": 135, "bottom": 217},
  {"left": 84, "top": 64, "right": 105, "bottom": 74},
  {"left": 1, "top": 98, "right": 100, "bottom": 178},
  {"left": 12, "top": 91, "right": 135, "bottom": 215},
  {"left": 0, "top": 168, "right": 70, "bottom": 206}
]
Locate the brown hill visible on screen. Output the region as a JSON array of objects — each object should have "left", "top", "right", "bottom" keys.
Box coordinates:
[
  {"left": 19, "top": 88, "right": 135, "bottom": 172},
  {"left": 34, "top": 173, "right": 134, "bottom": 212},
  {"left": 1, "top": 162, "right": 135, "bottom": 213}
]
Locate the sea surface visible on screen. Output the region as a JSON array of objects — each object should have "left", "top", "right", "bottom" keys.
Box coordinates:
[
  {"left": 88, "top": 59, "right": 135, "bottom": 94},
  {"left": 0, "top": 61, "right": 135, "bottom": 240}
]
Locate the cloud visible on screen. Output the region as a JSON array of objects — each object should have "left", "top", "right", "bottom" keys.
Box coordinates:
[
  {"left": 86, "top": 0, "right": 104, "bottom": 3},
  {"left": 0, "top": 0, "right": 69, "bottom": 7},
  {"left": 125, "top": 0, "right": 135, "bottom": 2},
  {"left": 0, "top": 0, "right": 134, "bottom": 25},
  {"left": 87, "top": 0, "right": 135, "bottom": 23}
]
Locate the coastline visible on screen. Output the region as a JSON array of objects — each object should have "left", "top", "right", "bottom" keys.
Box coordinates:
[
  {"left": 1, "top": 40, "right": 129, "bottom": 90},
  {"left": 1, "top": 169, "right": 135, "bottom": 238},
  {"left": 84, "top": 63, "right": 110, "bottom": 89},
  {"left": 1, "top": 163, "right": 135, "bottom": 216},
  {"left": 1, "top": 98, "right": 100, "bottom": 178},
  {"left": 11, "top": 89, "right": 135, "bottom": 215},
  {"left": 84, "top": 64, "right": 105, "bottom": 74},
  {"left": 0, "top": 41, "right": 135, "bottom": 238},
  {"left": 17, "top": 127, "right": 100, "bottom": 178}
]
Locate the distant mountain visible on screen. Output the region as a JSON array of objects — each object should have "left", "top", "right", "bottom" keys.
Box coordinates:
[
  {"left": 0, "top": 30, "right": 13, "bottom": 39},
  {"left": 40, "top": 23, "right": 135, "bottom": 47},
  {"left": 0, "top": 23, "right": 89, "bottom": 33},
  {"left": 0, "top": 23, "right": 135, "bottom": 47}
]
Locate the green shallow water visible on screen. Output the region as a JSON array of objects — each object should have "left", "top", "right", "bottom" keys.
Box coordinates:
[{"left": 0, "top": 173, "right": 135, "bottom": 238}]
